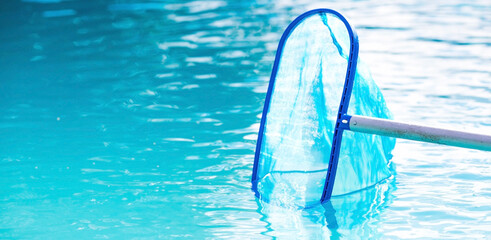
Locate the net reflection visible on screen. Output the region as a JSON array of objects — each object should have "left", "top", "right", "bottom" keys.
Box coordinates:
[{"left": 256, "top": 177, "right": 396, "bottom": 239}]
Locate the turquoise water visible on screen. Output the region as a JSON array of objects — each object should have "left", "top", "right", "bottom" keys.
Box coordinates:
[{"left": 1, "top": 0, "right": 490, "bottom": 239}]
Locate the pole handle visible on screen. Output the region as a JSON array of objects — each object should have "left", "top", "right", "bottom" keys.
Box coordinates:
[{"left": 342, "top": 115, "right": 491, "bottom": 151}]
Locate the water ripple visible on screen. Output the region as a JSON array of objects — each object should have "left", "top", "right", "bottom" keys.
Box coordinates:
[{"left": 0, "top": 0, "right": 490, "bottom": 239}]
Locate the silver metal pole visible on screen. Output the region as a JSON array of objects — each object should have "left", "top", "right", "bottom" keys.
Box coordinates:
[{"left": 346, "top": 115, "right": 491, "bottom": 151}]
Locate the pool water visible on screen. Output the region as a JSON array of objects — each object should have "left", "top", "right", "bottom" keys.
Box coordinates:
[{"left": 1, "top": 0, "right": 490, "bottom": 239}]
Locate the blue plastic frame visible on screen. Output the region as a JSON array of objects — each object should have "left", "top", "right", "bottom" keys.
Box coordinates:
[{"left": 251, "top": 9, "right": 359, "bottom": 203}]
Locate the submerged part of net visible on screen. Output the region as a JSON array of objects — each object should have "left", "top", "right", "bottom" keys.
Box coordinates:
[{"left": 254, "top": 12, "right": 395, "bottom": 207}]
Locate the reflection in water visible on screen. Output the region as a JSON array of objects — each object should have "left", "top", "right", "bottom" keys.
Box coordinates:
[{"left": 257, "top": 178, "right": 396, "bottom": 239}]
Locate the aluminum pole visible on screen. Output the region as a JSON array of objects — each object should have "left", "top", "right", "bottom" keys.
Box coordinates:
[{"left": 345, "top": 115, "right": 491, "bottom": 151}]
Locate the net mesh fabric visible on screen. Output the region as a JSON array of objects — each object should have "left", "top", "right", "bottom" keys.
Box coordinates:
[{"left": 255, "top": 13, "right": 395, "bottom": 207}]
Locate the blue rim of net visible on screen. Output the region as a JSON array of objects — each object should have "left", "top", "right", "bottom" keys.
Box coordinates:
[{"left": 251, "top": 8, "right": 360, "bottom": 203}]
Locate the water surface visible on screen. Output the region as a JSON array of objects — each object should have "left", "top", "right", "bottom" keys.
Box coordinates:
[{"left": 1, "top": 0, "right": 490, "bottom": 239}]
